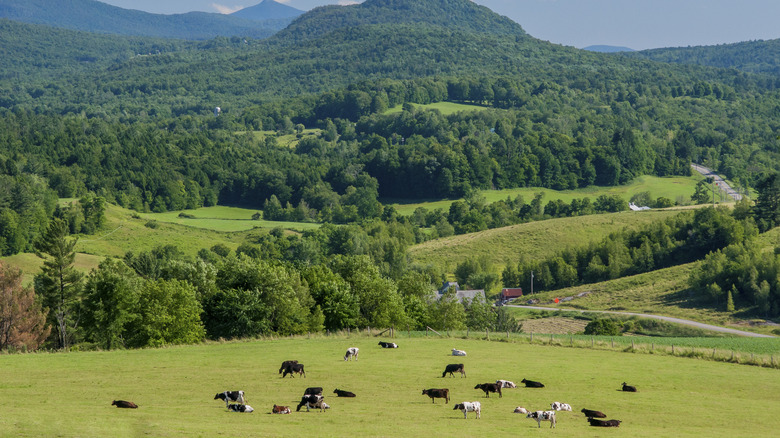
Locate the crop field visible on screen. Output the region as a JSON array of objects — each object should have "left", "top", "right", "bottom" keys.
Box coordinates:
[
  {"left": 389, "top": 175, "right": 704, "bottom": 216},
  {"left": 1, "top": 336, "right": 778, "bottom": 437}
]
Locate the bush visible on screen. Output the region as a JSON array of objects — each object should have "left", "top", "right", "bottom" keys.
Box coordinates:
[
  {"left": 144, "top": 220, "right": 159, "bottom": 229},
  {"left": 583, "top": 318, "right": 622, "bottom": 336}
]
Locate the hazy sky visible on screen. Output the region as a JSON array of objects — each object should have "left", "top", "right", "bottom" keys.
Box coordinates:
[{"left": 97, "top": 0, "right": 780, "bottom": 50}]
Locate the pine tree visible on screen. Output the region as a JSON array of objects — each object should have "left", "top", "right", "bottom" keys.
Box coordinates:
[
  {"left": 726, "top": 286, "right": 736, "bottom": 312},
  {"left": 34, "top": 218, "right": 82, "bottom": 349}
]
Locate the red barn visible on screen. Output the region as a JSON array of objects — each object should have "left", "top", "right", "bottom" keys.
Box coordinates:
[{"left": 500, "top": 288, "right": 523, "bottom": 303}]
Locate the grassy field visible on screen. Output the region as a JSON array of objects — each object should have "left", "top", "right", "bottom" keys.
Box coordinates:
[
  {"left": 237, "top": 128, "right": 323, "bottom": 148},
  {"left": 389, "top": 175, "right": 704, "bottom": 216},
  {"left": 409, "top": 209, "right": 685, "bottom": 273},
  {"left": 384, "top": 101, "right": 489, "bottom": 115},
  {"left": 138, "top": 206, "right": 320, "bottom": 232},
  {"left": 0, "top": 336, "right": 778, "bottom": 437}
]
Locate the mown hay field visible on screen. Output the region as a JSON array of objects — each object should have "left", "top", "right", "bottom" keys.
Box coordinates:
[{"left": 1, "top": 336, "right": 778, "bottom": 437}]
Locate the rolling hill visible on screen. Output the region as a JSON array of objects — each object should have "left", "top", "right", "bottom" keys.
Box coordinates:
[
  {"left": 231, "top": 0, "right": 304, "bottom": 21},
  {"left": 0, "top": 0, "right": 290, "bottom": 39}
]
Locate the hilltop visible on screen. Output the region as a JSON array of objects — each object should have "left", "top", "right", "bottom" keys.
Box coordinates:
[
  {"left": 231, "top": 0, "right": 304, "bottom": 21},
  {"left": 0, "top": 0, "right": 290, "bottom": 39}
]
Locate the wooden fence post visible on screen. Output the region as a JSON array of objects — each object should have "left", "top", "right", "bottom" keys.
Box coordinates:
[
  {"left": 591, "top": 337, "right": 593, "bottom": 347},
  {"left": 486, "top": 328, "right": 490, "bottom": 341},
  {"left": 531, "top": 332, "right": 534, "bottom": 343},
  {"left": 672, "top": 344, "right": 675, "bottom": 354},
  {"left": 466, "top": 328, "right": 469, "bottom": 338}
]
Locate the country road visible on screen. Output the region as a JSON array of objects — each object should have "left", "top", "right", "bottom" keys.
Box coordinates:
[
  {"left": 506, "top": 305, "right": 776, "bottom": 338},
  {"left": 690, "top": 163, "right": 743, "bottom": 201}
]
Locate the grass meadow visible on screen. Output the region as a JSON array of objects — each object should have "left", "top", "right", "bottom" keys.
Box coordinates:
[
  {"left": 0, "top": 335, "right": 778, "bottom": 437},
  {"left": 384, "top": 101, "right": 490, "bottom": 115}
]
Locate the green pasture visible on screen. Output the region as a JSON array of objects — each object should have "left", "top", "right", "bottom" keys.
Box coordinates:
[
  {"left": 0, "top": 336, "right": 778, "bottom": 437},
  {"left": 237, "top": 128, "right": 323, "bottom": 148},
  {"left": 389, "top": 175, "right": 703, "bottom": 216},
  {"left": 409, "top": 209, "right": 684, "bottom": 273},
  {"left": 384, "top": 101, "right": 489, "bottom": 115},
  {"left": 138, "top": 206, "right": 320, "bottom": 233}
]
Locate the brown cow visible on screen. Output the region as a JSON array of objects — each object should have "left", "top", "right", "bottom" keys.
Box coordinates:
[
  {"left": 422, "top": 388, "right": 449, "bottom": 404},
  {"left": 112, "top": 400, "right": 138, "bottom": 409}
]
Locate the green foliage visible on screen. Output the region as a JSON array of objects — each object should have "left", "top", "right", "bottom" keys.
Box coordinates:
[
  {"left": 80, "top": 258, "right": 140, "bottom": 350},
  {"left": 126, "top": 279, "right": 205, "bottom": 348},
  {"left": 583, "top": 318, "right": 622, "bottom": 336},
  {"left": 692, "top": 179, "right": 713, "bottom": 204},
  {"left": 753, "top": 173, "right": 780, "bottom": 232}
]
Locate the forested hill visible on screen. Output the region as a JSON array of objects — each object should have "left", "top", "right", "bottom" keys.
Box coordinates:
[
  {"left": 629, "top": 39, "right": 780, "bottom": 77},
  {"left": 274, "top": 0, "right": 526, "bottom": 42},
  {"left": 0, "top": 0, "right": 290, "bottom": 40},
  {"left": 231, "top": 0, "right": 304, "bottom": 21}
]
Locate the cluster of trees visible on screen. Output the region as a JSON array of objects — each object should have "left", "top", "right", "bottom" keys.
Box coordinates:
[{"left": 501, "top": 206, "right": 756, "bottom": 292}]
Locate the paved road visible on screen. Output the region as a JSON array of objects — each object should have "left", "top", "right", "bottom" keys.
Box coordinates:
[
  {"left": 691, "top": 163, "right": 743, "bottom": 201},
  {"left": 506, "top": 305, "right": 775, "bottom": 338}
]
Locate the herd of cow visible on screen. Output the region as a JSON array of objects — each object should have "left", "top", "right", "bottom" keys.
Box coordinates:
[{"left": 112, "top": 340, "right": 635, "bottom": 429}]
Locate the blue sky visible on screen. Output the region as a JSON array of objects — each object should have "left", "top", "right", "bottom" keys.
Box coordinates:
[{"left": 98, "top": 0, "right": 780, "bottom": 50}]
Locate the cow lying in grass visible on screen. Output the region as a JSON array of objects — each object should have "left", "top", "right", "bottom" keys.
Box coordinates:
[
  {"left": 112, "top": 400, "right": 138, "bottom": 409},
  {"left": 453, "top": 401, "right": 481, "bottom": 419},
  {"left": 333, "top": 389, "right": 356, "bottom": 397},
  {"left": 227, "top": 404, "right": 254, "bottom": 413},
  {"left": 551, "top": 401, "right": 572, "bottom": 411},
  {"left": 422, "top": 388, "right": 449, "bottom": 404},
  {"left": 521, "top": 378, "right": 545, "bottom": 388},
  {"left": 589, "top": 418, "right": 621, "bottom": 427},
  {"left": 378, "top": 341, "right": 398, "bottom": 348},
  {"left": 214, "top": 391, "right": 245, "bottom": 408},
  {"left": 513, "top": 407, "right": 528, "bottom": 414},
  {"left": 272, "top": 405, "right": 291, "bottom": 414},
  {"left": 621, "top": 382, "right": 637, "bottom": 392},
  {"left": 474, "top": 383, "right": 502, "bottom": 398},
  {"left": 451, "top": 348, "right": 467, "bottom": 356},
  {"left": 581, "top": 408, "right": 607, "bottom": 418},
  {"left": 527, "top": 410, "right": 556, "bottom": 428},
  {"left": 496, "top": 379, "right": 516, "bottom": 388}
]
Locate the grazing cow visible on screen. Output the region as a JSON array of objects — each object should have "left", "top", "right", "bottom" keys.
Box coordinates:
[
  {"left": 513, "top": 407, "right": 528, "bottom": 414},
  {"left": 279, "top": 360, "right": 298, "bottom": 374},
  {"left": 496, "top": 379, "right": 516, "bottom": 389},
  {"left": 344, "top": 347, "right": 359, "bottom": 361},
  {"left": 589, "top": 418, "right": 621, "bottom": 427},
  {"left": 214, "top": 391, "right": 246, "bottom": 408},
  {"left": 421, "top": 388, "right": 449, "bottom": 404},
  {"left": 304, "top": 387, "right": 323, "bottom": 396},
  {"left": 621, "top": 382, "right": 637, "bottom": 392},
  {"left": 452, "top": 348, "right": 467, "bottom": 356},
  {"left": 521, "top": 378, "right": 545, "bottom": 388},
  {"left": 296, "top": 394, "right": 329, "bottom": 412},
  {"left": 227, "top": 404, "right": 254, "bottom": 413},
  {"left": 272, "top": 405, "right": 291, "bottom": 414},
  {"left": 378, "top": 341, "right": 398, "bottom": 348},
  {"left": 111, "top": 400, "right": 138, "bottom": 409},
  {"left": 581, "top": 408, "right": 607, "bottom": 418},
  {"left": 333, "top": 389, "right": 356, "bottom": 397},
  {"left": 527, "top": 410, "right": 556, "bottom": 428},
  {"left": 453, "top": 401, "right": 481, "bottom": 419},
  {"left": 551, "top": 401, "right": 572, "bottom": 411},
  {"left": 441, "top": 364, "right": 466, "bottom": 378},
  {"left": 282, "top": 363, "right": 306, "bottom": 378},
  {"left": 474, "top": 383, "right": 502, "bottom": 398}
]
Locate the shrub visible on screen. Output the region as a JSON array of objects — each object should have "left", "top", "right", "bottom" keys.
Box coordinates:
[{"left": 583, "top": 318, "right": 622, "bottom": 336}]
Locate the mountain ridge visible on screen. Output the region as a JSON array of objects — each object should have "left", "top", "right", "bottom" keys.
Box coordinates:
[{"left": 231, "top": 0, "right": 304, "bottom": 21}]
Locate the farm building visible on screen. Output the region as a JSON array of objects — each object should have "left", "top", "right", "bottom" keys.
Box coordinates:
[
  {"left": 436, "top": 281, "right": 485, "bottom": 304},
  {"left": 499, "top": 288, "right": 523, "bottom": 303}
]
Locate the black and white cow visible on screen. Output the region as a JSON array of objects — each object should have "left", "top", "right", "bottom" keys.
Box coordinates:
[
  {"left": 214, "top": 391, "right": 246, "bottom": 408},
  {"left": 442, "top": 363, "right": 466, "bottom": 378},
  {"left": 378, "top": 341, "right": 398, "bottom": 348},
  {"left": 227, "top": 404, "right": 254, "bottom": 413},
  {"left": 551, "top": 401, "right": 572, "bottom": 411},
  {"left": 589, "top": 418, "right": 621, "bottom": 427},
  {"left": 496, "top": 379, "right": 516, "bottom": 389},
  {"left": 304, "top": 387, "right": 323, "bottom": 396},
  {"left": 296, "top": 394, "right": 330, "bottom": 412},
  {"left": 453, "top": 401, "right": 481, "bottom": 419},
  {"left": 282, "top": 363, "right": 306, "bottom": 378},
  {"left": 422, "top": 388, "right": 449, "bottom": 404},
  {"left": 344, "top": 347, "right": 359, "bottom": 361},
  {"left": 521, "top": 378, "right": 545, "bottom": 388},
  {"left": 527, "top": 410, "right": 556, "bottom": 428},
  {"left": 451, "top": 348, "right": 467, "bottom": 356},
  {"left": 474, "top": 383, "right": 502, "bottom": 398}
]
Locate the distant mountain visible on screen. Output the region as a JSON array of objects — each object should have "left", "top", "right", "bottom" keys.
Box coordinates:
[
  {"left": 0, "top": 0, "right": 291, "bottom": 40},
  {"left": 275, "top": 0, "right": 526, "bottom": 42},
  {"left": 583, "top": 45, "right": 634, "bottom": 53},
  {"left": 629, "top": 39, "right": 780, "bottom": 77},
  {"left": 231, "top": 0, "right": 304, "bottom": 21}
]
